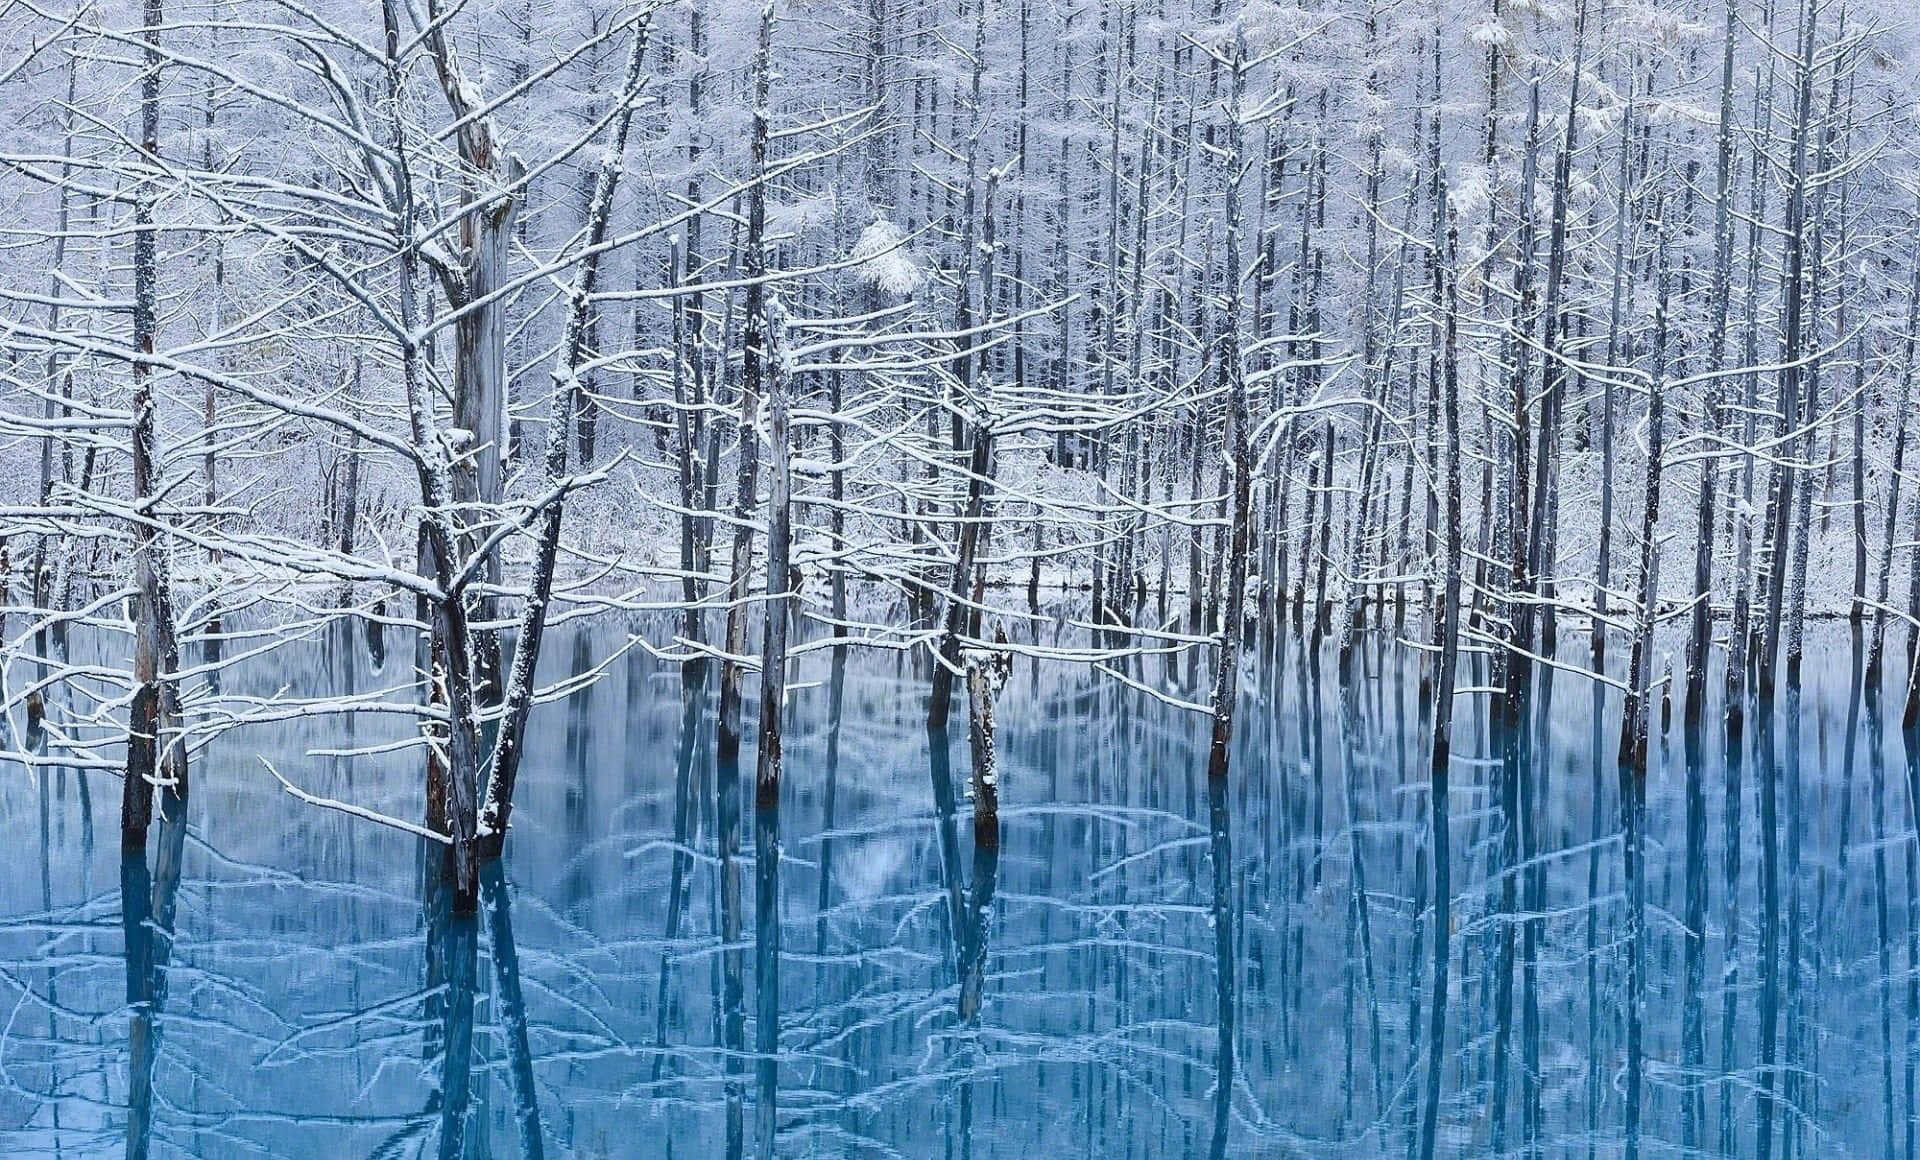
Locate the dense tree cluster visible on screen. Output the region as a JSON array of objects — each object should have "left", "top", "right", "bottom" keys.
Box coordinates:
[{"left": 3, "top": 0, "right": 1920, "bottom": 1156}]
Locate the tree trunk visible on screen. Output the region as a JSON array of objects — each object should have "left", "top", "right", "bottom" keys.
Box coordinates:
[{"left": 124, "top": 0, "right": 186, "bottom": 849}]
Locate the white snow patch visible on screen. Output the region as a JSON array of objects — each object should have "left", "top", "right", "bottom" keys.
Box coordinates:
[{"left": 850, "top": 218, "right": 928, "bottom": 298}]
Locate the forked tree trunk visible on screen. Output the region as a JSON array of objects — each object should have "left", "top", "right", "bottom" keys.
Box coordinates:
[
  {"left": 421, "top": 0, "right": 526, "bottom": 704},
  {"left": 476, "top": 16, "right": 654, "bottom": 859}
]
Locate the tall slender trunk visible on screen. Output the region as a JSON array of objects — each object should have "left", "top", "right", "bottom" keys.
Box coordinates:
[
  {"left": 1489, "top": 77, "right": 1543, "bottom": 1155},
  {"left": 1203, "top": 32, "right": 1252, "bottom": 1157},
  {"left": 1757, "top": 8, "right": 1820, "bottom": 1153},
  {"left": 1619, "top": 202, "right": 1674, "bottom": 1160},
  {"left": 927, "top": 44, "right": 1003, "bottom": 730},
  {"left": 382, "top": 0, "right": 493, "bottom": 913},
  {"left": 124, "top": 0, "right": 185, "bottom": 848},
  {"left": 420, "top": 0, "right": 525, "bottom": 704},
  {"left": 744, "top": 9, "right": 787, "bottom": 1157},
  {"left": 1417, "top": 177, "right": 1464, "bottom": 1160},
  {"left": 475, "top": 18, "right": 654, "bottom": 858}
]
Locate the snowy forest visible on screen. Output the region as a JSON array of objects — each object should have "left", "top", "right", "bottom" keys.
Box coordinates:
[{"left": 2, "top": 0, "right": 1920, "bottom": 1155}]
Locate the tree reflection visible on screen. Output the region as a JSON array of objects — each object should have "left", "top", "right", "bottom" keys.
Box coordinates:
[{"left": 123, "top": 791, "right": 186, "bottom": 1160}]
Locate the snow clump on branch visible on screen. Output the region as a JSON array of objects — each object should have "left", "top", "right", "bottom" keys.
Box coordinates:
[{"left": 851, "top": 217, "right": 927, "bottom": 298}]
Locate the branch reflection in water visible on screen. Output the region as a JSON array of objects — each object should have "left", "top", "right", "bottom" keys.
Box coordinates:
[{"left": 0, "top": 614, "right": 1914, "bottom": 1158}]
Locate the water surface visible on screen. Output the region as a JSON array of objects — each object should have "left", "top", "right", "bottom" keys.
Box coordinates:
[{"left": 0, "top": 615, "right": 1903, "bottom": 1157}]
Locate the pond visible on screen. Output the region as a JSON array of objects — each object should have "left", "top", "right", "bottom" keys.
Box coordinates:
[{"left": 0, "top": 614, "right": 1906, "bottom": 1158}]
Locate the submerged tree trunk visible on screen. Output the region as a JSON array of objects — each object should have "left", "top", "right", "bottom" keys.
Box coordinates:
[
  {"left": 929, "top": 0, "right": 1001, "bottom": 728},
  {"left": 744, "top": 8, "right": 786, "bottom": 1158},
  {"left": 123, "top": 792, "right": 186, "bottom": 1160},
  {"left": 1618, "top": 207, "right": 1673, "bottom": 1160},
  {"left": 477, "top": 16, "right": 653, "bottom": 860},
  {"left": 1417, "top": 193, "right": 1464, "bottom": 1160},
  {"left": 1489, "top": 78, "right": 1543, "bottom": 1155},
  {"left": 959, "top": 641, "right": 1009, "bottom": 1022},
  {"left": 1758, "top": 7, "right": 1820, "bottom": 1154},
  {"left": 1203, "top": 34, "right": 1252, "bottom": 1159},
  {"left": 420, "top": 0, "right": 525, "bottom": 703},
  {"left": 381, "top": 0, "right": 489, "bottom": 912},
  {"left": 123, "top": 0, "right": 186, "bottom": 849}
]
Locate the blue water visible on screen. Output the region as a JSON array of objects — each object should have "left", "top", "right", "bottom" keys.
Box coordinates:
[{"left": 0, "top": 615, "right": 1904, "bottom": 1157}]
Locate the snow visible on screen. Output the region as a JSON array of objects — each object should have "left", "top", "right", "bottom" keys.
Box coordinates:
[{"left": 849, "top": 218, "right": 928, "bottom": 298}]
